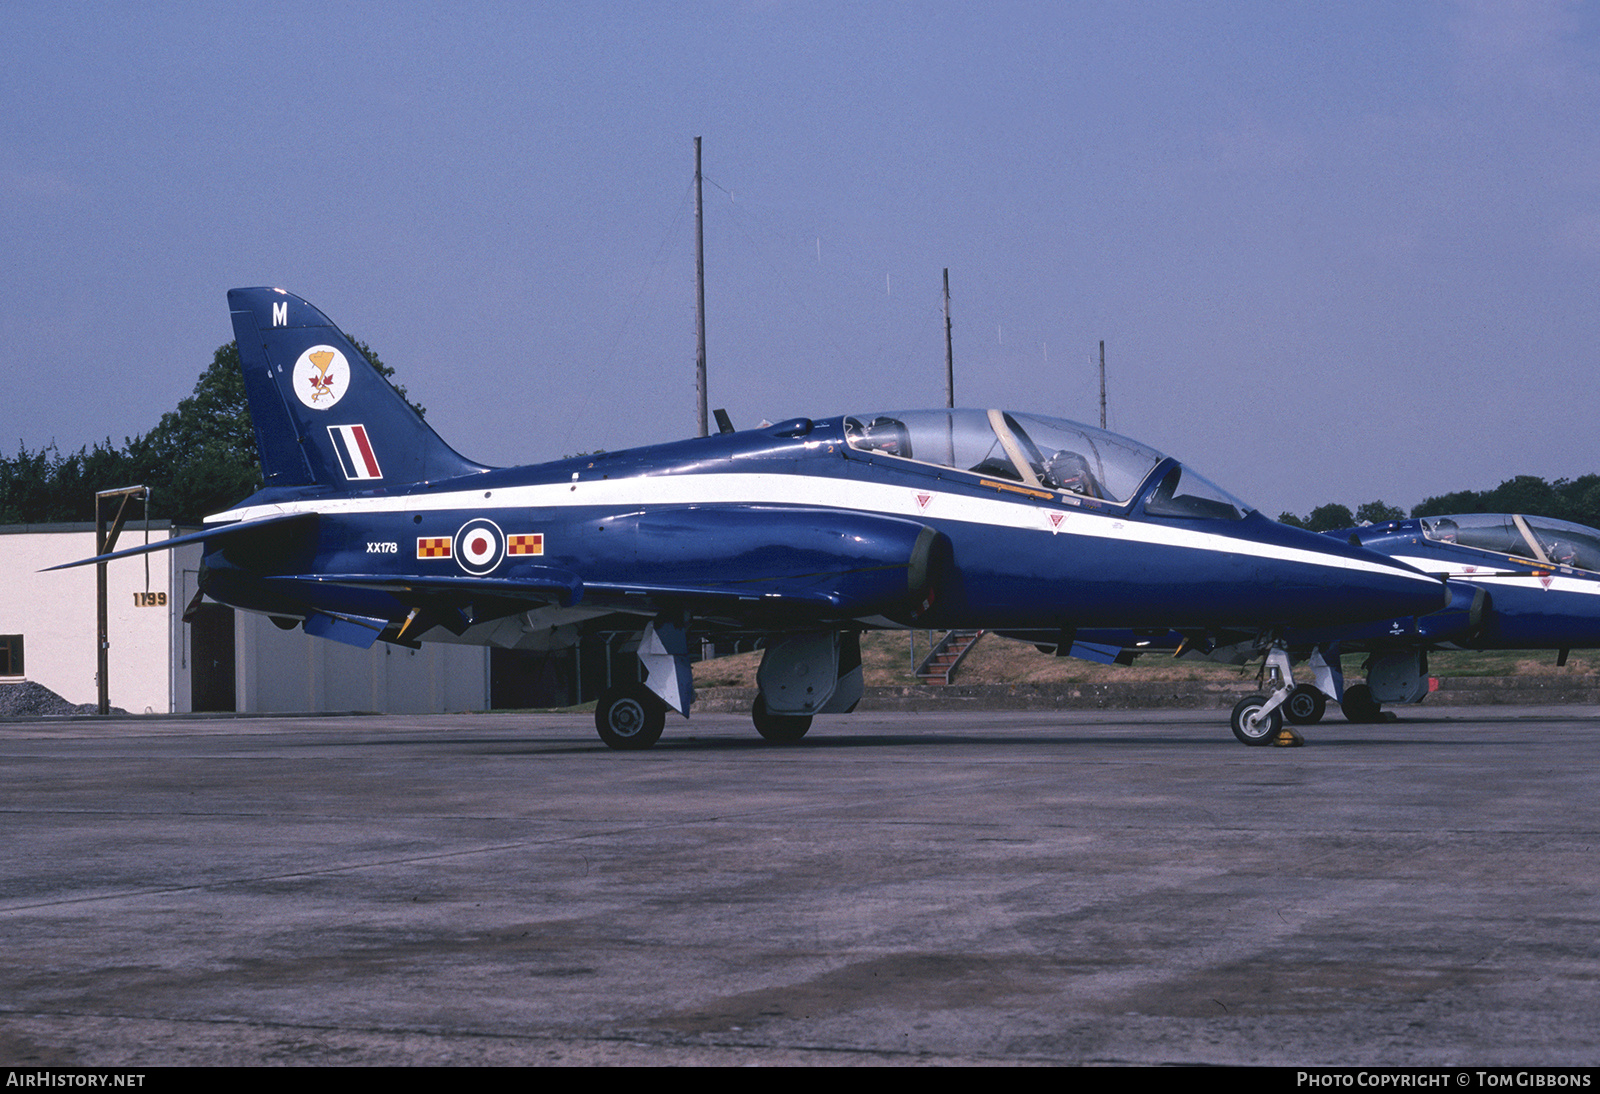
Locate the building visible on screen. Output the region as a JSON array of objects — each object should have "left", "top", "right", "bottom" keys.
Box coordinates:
[{"left": 2, "top": 524, "right": 494, "bottom": 714}]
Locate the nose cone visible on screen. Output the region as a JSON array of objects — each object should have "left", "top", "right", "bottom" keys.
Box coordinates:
[{"left": 1257, "top": 521, "right": 1449, "bottom": 628}]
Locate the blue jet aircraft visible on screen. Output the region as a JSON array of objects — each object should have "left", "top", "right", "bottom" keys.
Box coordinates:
[
  {"left": 58, "top": 288, "right": 1450, "bottom": 749},
  {"left": 1313, "top": 512, "right": 1600, "bottom": 722},
  {"left": 1056, "top": 512, "right": 1600, "bottom": 741}
]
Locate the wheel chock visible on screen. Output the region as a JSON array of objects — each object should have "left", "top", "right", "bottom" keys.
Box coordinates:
[{"left": 1272, "top": 725, "right": 1305, "bottom": 747}]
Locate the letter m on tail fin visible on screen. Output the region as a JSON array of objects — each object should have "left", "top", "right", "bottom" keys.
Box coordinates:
[{"left": 228, "top": 288, "right": 489, "bottom": 490}]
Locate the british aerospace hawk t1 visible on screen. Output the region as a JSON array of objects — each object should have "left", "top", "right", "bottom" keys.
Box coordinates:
[
  {"left": 1052, "top": 512, "right": 1600, "bottom": 741},
  {"left": 1293, "top": 513, "right": 1600, "bottom": 726},
  {"left": 58, "top": 288, "right": 1449, "bottom": 749}
]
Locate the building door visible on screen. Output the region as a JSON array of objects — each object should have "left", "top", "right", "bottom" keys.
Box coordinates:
[{"left": 189, "top": 603, "right": 236, "bottom": 712}]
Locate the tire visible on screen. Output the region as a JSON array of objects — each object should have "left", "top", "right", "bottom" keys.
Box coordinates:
[
  {"left": 1231, "top": 694, "right": 1283, "bottom": 746},
  {"left": 752, "top": 695, "right": 812, "bottom": 743},
  {"left": 594, "top": 684, "right": 666, "bottom": 750},
  {"left": 1285, "top": 684, "right": 1327, "bottom": 725},
  {"left": 1340, "top": 683, "right": 1381, "bottom": 724}
]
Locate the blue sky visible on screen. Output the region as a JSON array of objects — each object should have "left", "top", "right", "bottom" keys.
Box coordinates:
[{"left": 3, "top": 1, "right": 1596, "bottom": 517}]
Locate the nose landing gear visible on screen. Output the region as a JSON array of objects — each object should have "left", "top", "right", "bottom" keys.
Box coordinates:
[{"left": 1230, "top": 644, "right": 1305, "bottom": 747}]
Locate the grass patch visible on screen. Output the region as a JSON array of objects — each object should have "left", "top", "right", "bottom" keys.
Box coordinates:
[{"left": 692, "top": 633, "right": 1593, "bottom": 689}]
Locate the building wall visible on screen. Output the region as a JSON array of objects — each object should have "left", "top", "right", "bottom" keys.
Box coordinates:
[
  {"left": 2, "top": 525, "right": 488, "bottom": 715},
  {"left": 235, "top": 611, "right": 489, "bottom": 714},
  {"left": 0, "top": 525, "right": 191, "bottom": 713}
]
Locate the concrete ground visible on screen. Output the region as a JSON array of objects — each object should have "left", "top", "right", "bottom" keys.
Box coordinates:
[{"left": 2, "top": 707, "right": 1597, "bottom": 1066}]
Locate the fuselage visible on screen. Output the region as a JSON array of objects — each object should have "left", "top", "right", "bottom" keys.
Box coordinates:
[{"left": 201, "top": 411, "right": 1447, "bottom": 643}]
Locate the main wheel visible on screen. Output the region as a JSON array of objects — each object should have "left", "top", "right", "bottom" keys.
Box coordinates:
[
  {"left": 752, "top": 694, "right": 812, "bottom": 743},
  {"left": 594, "top": 684, "right": 666, "bottom": 750},
  {"left": 1340, "top": 683, "right": 1381, "bottom": 724},
  {"left": 1231, "top": 694, "right": 1283, "bottom": 746},
  {"left": 1285, "top": 684, "right": 1327, "bottom": 725}
]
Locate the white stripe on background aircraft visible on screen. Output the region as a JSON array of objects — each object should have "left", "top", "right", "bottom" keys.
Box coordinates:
[
  {"left": 1057, "top": 512, "right": 1600, "bottom": 741},
  {"left": 1312, "top": 513, "right": 1600, "bottom": 723},
  {"left": 55, "top": 288, "right": 1449, "bottom": 749}
]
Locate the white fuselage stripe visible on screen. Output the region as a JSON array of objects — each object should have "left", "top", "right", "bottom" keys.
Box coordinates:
[
  {"left": 210, "top": 472, "right": 1438, "bottom": 585},
  {"left": 1390, "top": 555, "right": 1600, "bottom": 597}
]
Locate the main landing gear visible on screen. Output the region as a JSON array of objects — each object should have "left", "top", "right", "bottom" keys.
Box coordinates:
[
  {"left": 1285, "top": 683, "right": 1327, "bottom": 725},
  {"left": 594, "top": 683, "right": 667, "bottom": 751},
  {"left": 1338, "top": 682, "right": 1383, "bottom": 723},
  {"left": 589, "top": 628, "right": 861, "bottom": 750},
  {"left": 751, "top": 695, "right": 812, "bottom": 743}
]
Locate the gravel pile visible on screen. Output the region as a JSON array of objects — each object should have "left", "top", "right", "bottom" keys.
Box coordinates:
[{"left": 0, "top": 680, "right": 121, "bottom": 717}]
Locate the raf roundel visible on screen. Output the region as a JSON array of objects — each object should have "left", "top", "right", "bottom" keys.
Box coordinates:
[
  {"left": 292, "top": 345, "right": 351, "bottom": 410},
  {"left": 453, "top": 518, "right": 506, "bottom": 575}
]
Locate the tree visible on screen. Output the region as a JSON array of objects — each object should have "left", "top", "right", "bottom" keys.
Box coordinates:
[
  {"left": 1305, "top": 503, "right": 1355, "bottom": 532},
  {"left": 1563, "top": 475, "right": 1600, "bottom": 528},
  {"left": 132, "top": 338, "right": 421, "bottom": 523},
  {"left": 0, "top": 337, "right": 415, "bottom": 526},
  {"left": 1412, "top": 489, "right": 1483, "bottom": 518},
  {"left": 1355, "top": 500, "right": 1405, "bottom": 525},
  {"left": 0, "top": 440, "right": 144, "bottom": 524},
  {"left": 1482, "top": 475, "right": 1559, "bottom": 518},
  {"left": 123, "top": 342, "right": 261, "bottom": 523},
  {"left": 1287, "top": 477, "right": 1600, "bottom": 534},
  {"left": 1412, "top": 476, "right": 1579, "bottom": 524}
]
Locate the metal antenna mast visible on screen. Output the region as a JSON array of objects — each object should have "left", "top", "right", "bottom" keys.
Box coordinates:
[
  {"left": 943, "top": 269, "right": 954, "bottom": 409},
  {"left": 1099, "top": 339, "right": 1107, "bottom": 429},
  {"left": 694, "top": 136, "right": 708, "bottom": 437}
]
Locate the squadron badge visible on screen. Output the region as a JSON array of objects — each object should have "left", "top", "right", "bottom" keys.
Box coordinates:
[{"left": 293, "top": 345, "right": 351, "bottom": 410}]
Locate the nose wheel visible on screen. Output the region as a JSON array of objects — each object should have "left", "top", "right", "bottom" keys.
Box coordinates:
[{"left": 1231, "top": 695, "right": 1284, "bottom": 745}]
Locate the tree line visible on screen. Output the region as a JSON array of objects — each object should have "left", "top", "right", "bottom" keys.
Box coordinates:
[
  {"left": 0, "top": 340, "right": 417, "bottom": 527},
  {"left": 1279, "top": 473, "right": 1600, "bottom": 532}
]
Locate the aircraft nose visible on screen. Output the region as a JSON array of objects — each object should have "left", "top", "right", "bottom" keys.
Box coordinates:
[
  {"left": 1346, "top": 560, "right": 1450, "bottom": 621},
  {"left": 1249, "top": 521, "right": 1450, "bottom": 628}
]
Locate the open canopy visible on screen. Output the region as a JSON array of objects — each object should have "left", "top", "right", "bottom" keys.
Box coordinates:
[
  {"left": 842, "top": 408, "right": 1253, "bottom": 521},
  {"left": 1421, "top": 513, "right": 1600, "bottom": 571}
]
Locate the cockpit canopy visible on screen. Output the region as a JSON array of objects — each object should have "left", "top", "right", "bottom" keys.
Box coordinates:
[
  {"left": 842, "top": 408, "right": 1253, "bottom": 520},
  {"left": 1421, "top": 513, "right": 1600, "bottom": 571}
]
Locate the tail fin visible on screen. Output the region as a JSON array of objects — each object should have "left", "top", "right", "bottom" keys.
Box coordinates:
[{"left": 227, "top": 287, "right": 489, "bottom": 489}]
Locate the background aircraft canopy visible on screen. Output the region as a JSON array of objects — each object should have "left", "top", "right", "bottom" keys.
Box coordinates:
[
  {"left": 1421, "top": 513, "right": 1600, "bottom": 571},
  {"left": 843, "top": 408, "right": 1253, "bottom": 519}
]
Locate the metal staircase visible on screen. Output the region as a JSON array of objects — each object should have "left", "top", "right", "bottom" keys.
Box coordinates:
[{"left": 915, "top": 629, "right": 987, "bottom": 686}]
